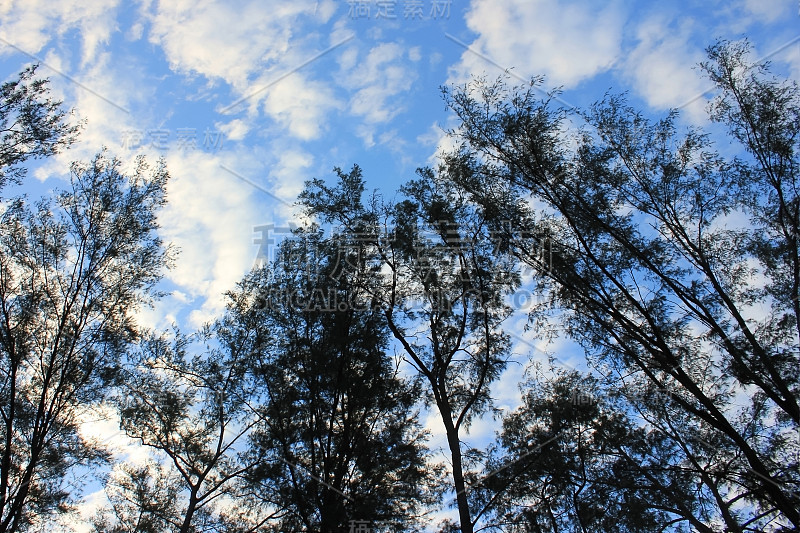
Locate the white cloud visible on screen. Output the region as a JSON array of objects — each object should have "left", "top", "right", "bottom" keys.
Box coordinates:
[
  {"left": 783, "top": 39, "right": 800, "bottom": 83},
  {"left": 752, "top": 29, "right": 800, "bottom": 86},
  {"left": 146, "top": 0, "right": 308, "bottom": 85},
  {"left": 126, "top": 20, "right": 144, "bottom": 41},
  {"left": 421, "top": 408, "right": 449, "bottom": 460},
  {"left": 622, "top": 15, "right": 709, "bottom": 122},
  {"left": 0, "top": 0, "right": 136, "bottom": 179},
  {"left": 156, "top": 149, "right": 264, "bottom": 327},
  {"left": 341, "top": 42, "right": 419, "bottom": 124},
  {"left": 453, "top": 0, "right": 624, "bottom": 88},
  {"left": 145, "top": 0, "right": 347, "bottom": 142},
  {"left": 418, "top": 119, "right": 460, "bottom": 167},
  {"left": 335, "top": 41, "right": 420, "bottom": 146},
  {"left": 739, "top": 0, "right": 793, "bottom": 23},
  {"left": 258, "top": 73, "right": 340, "bottom": 140},
  {"left": 11, "top": 44, "right": 261, "bottom": 332},
  {"left": 315, "top": 0, "right": 339, "bottom": 21},
  {"left": 0, "top": 0, "right": 120, "bottom": 65},
  {"left": 79, "top": 404, "right": 150, "bottom": 466},
  {"left": 269, "top": 148, "right": 314, "bottom": 199},
  {"left": 144, "top": 0, "right": 338, "bottom": 100},
  {"left": 215, "top": 118, "right": 250, "bottom": 141},
  {"left": 28, "top": 49, "right": 154, "bottom": 184}
]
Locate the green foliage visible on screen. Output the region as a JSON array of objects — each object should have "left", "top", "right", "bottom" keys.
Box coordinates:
[
  {"left": 441, "top": 39, "right": 800, "bottom": 531},
  {"left": 0, "top": 64, "right": 81, "bottom": 190},
  {"left": 232, "top": 226, "right": 440, "bottom": 533},
  {"left": 0, "top": 150, "right": 172, "bottom": 531},
  {"left": 110, "top": 327, "right": 270, "bottom": 533},
  {"left": 300, "top": 165, "right": 519, "bottom": 533}
]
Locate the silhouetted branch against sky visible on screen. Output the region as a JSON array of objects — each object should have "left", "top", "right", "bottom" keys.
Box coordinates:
[{"left": 0, "top": 1, "right": 798, "bottom": 531}]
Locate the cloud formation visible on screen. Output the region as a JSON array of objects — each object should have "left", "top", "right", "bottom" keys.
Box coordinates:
[{"left": 454, "top": 0, "right": 624, "bottom": 87}]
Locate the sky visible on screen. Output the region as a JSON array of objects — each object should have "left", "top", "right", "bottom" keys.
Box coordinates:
[{"left": 0, "top": 0, "right": 798, "bottom": 528}]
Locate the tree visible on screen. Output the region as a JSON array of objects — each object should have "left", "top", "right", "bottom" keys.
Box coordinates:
[
  {"left": 478, "top": 368, "right": 691, "bottom": 532},
  {"left": 0, "top": 64, "right": 80, "bottom": 191},
  {"left": 299, "top": 166, "right": 518, "bottom": 533},
  {"left": 0, "top": 151, "right": 172, "bottom": 531},
  {"left": 440, "top": 39, "right": 800, "bottom": 531},
  {"left": 92, "top": 460, "right": 183, "bottom": 533},
  {"left": 109, "top": 327, "right": 273, "bottom": 533},
  {"left": 232, "top": 224, "right": 440, "bottom": 532}
]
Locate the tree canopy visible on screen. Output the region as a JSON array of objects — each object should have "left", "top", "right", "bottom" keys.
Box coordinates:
[
  {"left": 1, "top": 39, "right": 798, "bottom": 533},
  {"left": 0, "top": 149, "right": 172, "bottom": 530},
  {"left": 439, "top": 39, "right": 800, "bottom": 531}
]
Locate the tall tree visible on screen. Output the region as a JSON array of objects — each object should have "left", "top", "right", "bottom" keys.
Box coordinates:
[
  {"left": 0, "top": 64, "right": 80, "bottom": 191},
  {"left": 477, "top": 368, "right": 695, "bottom": 532},
  {"left": 109, "top": 326, "right": 273, "bottom": 533},
  {"left": 300, "top": 166, "right": 518, "bottom": 533},
  {"left": 233, "top": 224, "right": 439, "bottom": 533},
  {"left": 0, "top": 151, "right": 172, "bottom": 531},
  {"left": 440, "top": 39, "right": 800, "bottom": 531}
]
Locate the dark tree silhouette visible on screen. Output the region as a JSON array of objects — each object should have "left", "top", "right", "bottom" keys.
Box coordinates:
[
  {"left": 440, "top": 39, "right": 800, "bottom": 531},
  {"left": 0, "top": 64, "right": 80, "bottom": 191},
  {"left": 0, "top": 151, "right": 172, "bottom": 531},
  {"left": 300, "top": 166, "right": 518, "bottom": 533},
  {"left": 233, "top": 224, "right": 440, "bottom": 533},
  {"left": 108, "top": 326, "right": 273, "bottom": 533},
  {"left": 477, "top": 368, "right": 691, "bottom": 532}
]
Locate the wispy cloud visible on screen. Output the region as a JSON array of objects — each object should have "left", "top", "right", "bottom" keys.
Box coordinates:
[
  {"left": 452, "top": 0, "right": 623, "bottom": 88},
  {"left": 0, "top": 37, "right": 129, "bottom": 113},
  {"left": 221, "top": 34, "right": 354, "bottom": 114}
]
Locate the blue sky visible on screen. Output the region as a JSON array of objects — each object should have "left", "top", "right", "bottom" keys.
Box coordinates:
[
  {"left": 1, "top": 0, "right": 797, "bottom": 329},
  {"left": 1, "top": 0, "right": 798, "bottom": 528}
]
